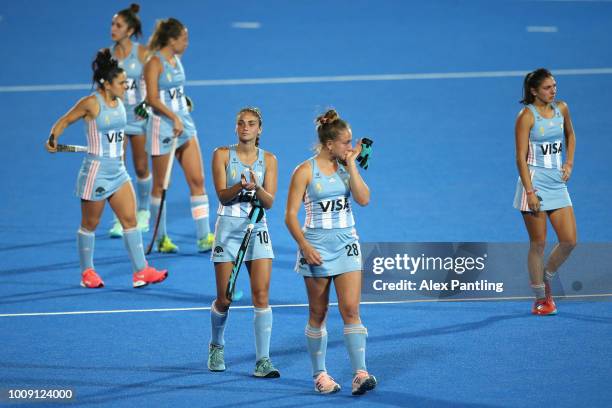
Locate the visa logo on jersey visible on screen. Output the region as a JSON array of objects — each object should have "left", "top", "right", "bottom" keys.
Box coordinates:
[
  {"left": 106, "top": 130, "right": 125, "bottom": 143},
  {"left": 318, "top": 197, "right": 350, "bottom": 213},
  {"left": 168, "top": 87, "right": 184, "bottom": 100},
  {"left": 540, "top": 142, "right": 562, "bottom": 155}
]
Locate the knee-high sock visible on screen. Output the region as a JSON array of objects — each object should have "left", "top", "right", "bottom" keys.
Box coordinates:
[
  {"left": 136, "top": 175, "right": 152, "bottom": 211},
  {"left": 150, "top": 196, "right": 167, "bottom": 238},
  {"left": 77, "top": 227, "right": 95, "bottom": 272},
  {"left": 190, "top": 194, "right": 210, "bottom": 240},
  {"left": 344, "top": 323, "right": 368, "bottom": 374},
  {"left": 254, "top": 307, "right": 273, "bottom": 361},
  {"left": 305, "top": 324, "right": 327, "bottom": 377},
  {"left": 210, "top": 301, "right": 229, "bottom": 346},
  {"left": 122, "top": 227, "right": 147, "bottom": 272}
]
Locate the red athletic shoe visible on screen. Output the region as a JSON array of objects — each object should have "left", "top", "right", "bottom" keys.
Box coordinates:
[
  {"left": 532, "top": 298, "right": 557, "bottom": 316},
  {"left": 81, "top": 268, "right": 104, "bottom": 288},
  {"left": 133, "top": 265, "right": 168, "bottom": 288}
]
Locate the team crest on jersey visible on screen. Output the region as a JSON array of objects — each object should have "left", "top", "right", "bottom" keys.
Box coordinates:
[
  {"left": 166, "top": 73, "right": 172, "bottom": 82},
  {"left": 105, "top": 116, "right": 111, "bottom": 125},
  {"left": 315, "top": 183, "right": 322, "bottom": 193},
  {"left": 231, "top": 167, "right": 237, "bottom": 179},
  {"left": 539, "top": 126, "right": 545, "bottom": 135}
]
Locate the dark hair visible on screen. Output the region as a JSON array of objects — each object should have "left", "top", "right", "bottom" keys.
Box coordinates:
[
  {"left": 315, "top": 109, "right": 350, "bottom": 148},
  {"left": 148, "top": 18, "right": 185, "bottom": 51},
  {"left": 92, "top": 48, "right": 124, "bottom": 88},
  {"left": 116, "top": 3, "right": 142, "bottom": 39},
  {"left": 237, "top": 107, "right": 263, "bottom": 147},
  {"left": 521, "top": 68, "right": 553, "bottom": 105}
]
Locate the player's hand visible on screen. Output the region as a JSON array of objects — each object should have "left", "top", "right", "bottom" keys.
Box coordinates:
[
  {"left": 185, "top": 96, "right": 194, "bottom": 113},
  {"left": 172, "top": 116, "right": 184, "bottom": 137},
  {"left": 345, "top": 139, "right": 363, "bottom": 165},
  {"left": 240, "top": 169, "right": 259, "bottom": 191},
  {"left": 46, "top": 134, "right": 57, "bottom": 153},
  {"left": 561, "top": 162, "right": 573, "bottom": 182},
  {"left": 134, "top": 101, "right": 149, "bottom": 120},
  {"left": 527, "top": 193, "right": 541, "bottom": 212},
  {"left": 300, "top": 243, "right": 323, "bottom": 266}
]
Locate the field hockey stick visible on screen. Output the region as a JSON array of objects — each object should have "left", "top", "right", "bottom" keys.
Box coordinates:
[
  {"left": 55, "top": 144, "right": 88, "bottom": 152},
  {"left": 226, "top": 204, "right": 265, "bottom": 302},
  {"left": 146, "top": 137, "right": 179, "bottom": 255},
  {"left": 47, "top": 134, "right": 88, "bottom": 153}
]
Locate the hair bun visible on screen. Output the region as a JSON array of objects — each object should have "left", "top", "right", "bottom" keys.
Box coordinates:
[
  {"left": 129, "top": 3, "right": 140, "bottom": 13},
  {"left": 315, "top": 109, "right": 339, "bottom": 128}
]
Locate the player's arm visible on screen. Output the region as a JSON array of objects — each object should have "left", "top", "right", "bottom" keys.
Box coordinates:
[
  {"left": 47, "top": 96, "right": 98, "bottom": 152},
  {"left": 212, "top": 147, "right": 243, "bottom": 204},
  {"left": 285, "top": 162, "right": 322, "bottom": 265},
  {"left": 253, "top": 152, "right": 278, "bottom": 210},
  {"left": 557, "top": 101, "right": 576, "bottom": 182},
  {"left": 515, "top": 108, "right": 540, "bottom": 211}
]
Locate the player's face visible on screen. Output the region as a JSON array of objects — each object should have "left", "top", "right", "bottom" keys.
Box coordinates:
[
  {"left": 533, "top": 76, "right": 557, "bottom": 104},
  {"left": 108, "top": 72, "right": 128, "bottom": 99},
  {"left": 328, "top": 128, "right": 353, "bottom": 161},
  {"left": 111, "top": 15, "right": 132, "bottom": 42},
  {"left": 236, "top": 112, "right": 262, "bottom": 144},
  {"left": 171, "top": 29, "right": 189, "bottom": 54}
]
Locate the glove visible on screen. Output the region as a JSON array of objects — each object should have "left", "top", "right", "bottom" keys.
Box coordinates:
[
  {"left": 186, "top": 96, "right": 194, "bottom": 113},
  {"left": 134, "top": 101, "right": 149, "bottom": 120},
  {"left": 356, "top": 138, "right": 373, "bottom": 169}
]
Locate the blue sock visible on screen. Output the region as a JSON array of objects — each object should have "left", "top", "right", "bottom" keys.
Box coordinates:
[
  {"left": 210, "top": 301, "right": 229, "bottom": 346},
  {"left": 254, "top": 307, "right": 273, "bottom": 361},
  {"left": 305, "top": 324, "right": 327, "bottom": 377},
  {"left": 136, "top": 175, "right": 152, "bottom": 211},
  {"left": 77, "top": 227, "right": 95, "bottom": 272},
  {"left": 343, "top": 323, "right": 368, "bottom": 374},
  {"left": 122, "top": 227, "right": 147, "bottom": 272},
  {"left": 190, "top": 194, "right": 210, "bottom": 240},
  {"left": 150, "top": 196, "right": 167, "bottom": 238}
]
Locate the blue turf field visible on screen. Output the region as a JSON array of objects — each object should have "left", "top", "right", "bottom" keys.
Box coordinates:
[{"left": 1, "top": 1, "right": 611, "bottom": 407}]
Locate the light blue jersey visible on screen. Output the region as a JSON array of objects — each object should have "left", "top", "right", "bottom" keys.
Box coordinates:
[
  {"left": 526, "top": 103, "right": 564, "bottom": 170},
  {"left": 217, "top": 145, "right": 266, "bottom": 218},
  {"left": 112, "top": 42, "right": 146, "bottom": 107},
  {"left": 85, "top": 93, "right": 126, "bottom": 158},
  {"left": 156, "top": 52, "right": 189, "bottom": 114},
  {"left": 303, "top": 158, "right": 355, "bottom": 229}
]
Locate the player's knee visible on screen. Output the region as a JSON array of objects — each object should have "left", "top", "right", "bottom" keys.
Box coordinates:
[
  {"left": 188, "top": 174, "right": 204, "bottom": 191},
  {"left": 339, "top": 306, "right": 360, "bottom": 323},
  {"left": 119, "top": 215, "right": 137, "bottom": 229},
  {"left": 309, "top": 306, "right": 328, "bottom": 325},
  {"left": 251, "top": 289, "right": 269, "bottom": 308},
  {"left": 134, "top": 163, "right": 148, "bottom": 179},
  {"left": 81, "top": 218, "right": 99, "bottom": 231},
  {"left": 561, "top": 240, "right": 577, "bottom": 252}
]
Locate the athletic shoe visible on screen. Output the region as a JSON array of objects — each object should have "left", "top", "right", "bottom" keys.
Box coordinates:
[
  {"left": 351, "top": 370, "right": 377, "bottom": 396},
  {"left": 532, "top": 298, "right": 557, "bottom": 316},
  {"left": 133, "top": 265, "right": 168, "bottom": 288},
  {"left": 157, "top": 235, "right": 179, "bottom": 253},
  {"left": 136, "top": 210, "right": 150, "bottom": 232},
  {"left": 197, "top": 233, "right": 215, "bottom": 253},
  {"left": 108, "top": 220, "right": 123, "bottom": 238},
  {"left": 207, "top": 344, "right": 225, "bottom": 372},
  {"left": 81, "top": 268, "right": 104, "bottom": 288},
  {"left": 253, "top": 357, "right": 280, "bottom": 378},
  {"left": 314, "top": 372, "right": 341, "bottom": 394}
]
